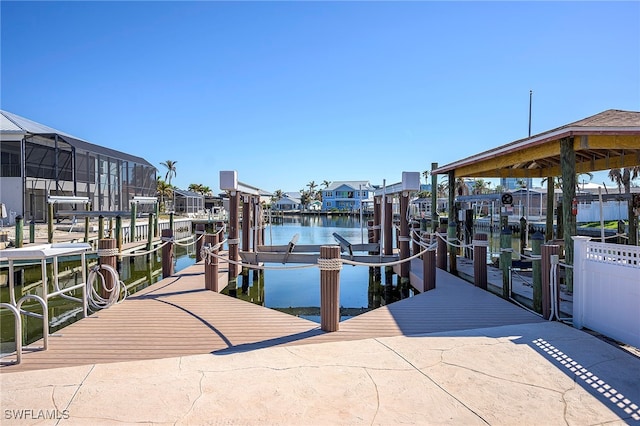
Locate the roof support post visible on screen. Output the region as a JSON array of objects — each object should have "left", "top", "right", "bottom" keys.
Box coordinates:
[
  {"left": 447, "top": 170, "right": 457, "bottom": 275},
  {"left": 545, "top": 177, "right": 555, "bottom": 242},
  {"left": 560, "top": 137, "right": 576, "bottom": 292}
]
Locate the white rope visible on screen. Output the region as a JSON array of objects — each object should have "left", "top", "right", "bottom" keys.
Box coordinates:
[
  {"left": 398, "top": 236, "right": 411, "bottom": 242},
  {"left": 227, "top": 238, "right": 241, "bottom": 245},
  {"left": 97, "top": 248, "right": 119, "bottom": 257},
  {"left": 317, "top": 258, "right": 343, "bottom": 271},
  {"left": 472, "top": 239, "right": 489, "bottom": 247},
  {"left": 118, "top": 240, "right": 169, "bottom": 257},
  {"left": 86, "top": 264, "right": 127, "bottom": 311}
]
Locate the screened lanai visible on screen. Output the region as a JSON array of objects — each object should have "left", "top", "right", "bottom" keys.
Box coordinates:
[{"left": 0, "top": 110, "right": 157, "bottom": 222}]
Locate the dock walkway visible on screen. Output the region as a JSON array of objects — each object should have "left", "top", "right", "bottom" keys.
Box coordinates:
[{"left": 2, "top": 256, "right": 544, "bottom": 373}]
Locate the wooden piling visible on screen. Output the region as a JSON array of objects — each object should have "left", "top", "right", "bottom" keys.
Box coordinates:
[
  {"left": 373, "top": 196, "right": 381, "bottom": 245},
  {"left": 204, "top": 233, "right": 220, "bottom": 291},
  {"left": 320, "top": 245, "right": 341, "bottom": 332},
  {"left": 242, "top": 195, "right": 251, "bottom": 252},
  {"left": 436, "top": 226, "right": 447, "bottom": 270},
  {"left": 97, "top": 215, "right": 104, "bottom": 241},
  {"left": 531, "top": 231, "right": 544, "bottom": 313},
  {"left": 115, "top": 216, "right": 122, "bottom": 252},
  {"left": 161, "top": 229, "right": 174, "bottom": 278},
  {"left": 229, "top": 191, "right": 240, "bottom": 278},
  {"left": 422, "top": 234, "right": 436, "bottom": 291},
  {"left": 399, "top": 192, "right": 410, "bottom": 282},
  {"left": 147, "top": 213, "right": 154, "bottom": 252},
  {"left": 500, "top": 226, "right": 512, "bottom": 299},
  {"left": 195, "top": 224, "right": 205, "bottom": 262},
  {"left": 15, "top": 216, "right": 23, "bottom": 248},
  {"left": 47, "top": 203, "right": 54, "bottom": 243},
  {"left": 384, "top": 196, "right": 393, "bottom": 256},
  {"left": 448, "top": 220, "right": 458, "bottom": 275},
  {"left": 473, "top": 233, "right": 488, "bottom": 290},
  {"left": 84, "top": 202, "right": 91, "bottom": 243},
  {"left": 541, "top": 244, "right": 560, "bottom": 320},
  {"left": 130, "top": 202, "right": 137, "bottom": 242},
  {"left": 98, "top": 238, "right": 117, "bottom": 299}
]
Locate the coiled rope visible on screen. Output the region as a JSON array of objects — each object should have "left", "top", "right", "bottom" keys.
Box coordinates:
[{"left": 86, "top": 264, "right": 127, "bottom": 311}]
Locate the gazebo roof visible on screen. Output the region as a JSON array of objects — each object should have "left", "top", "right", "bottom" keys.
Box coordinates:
[{"left": 432, "top": 109, "right": 640, "bottom": 178}]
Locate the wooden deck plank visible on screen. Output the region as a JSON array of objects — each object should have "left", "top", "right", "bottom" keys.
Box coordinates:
[{"left": 2, "top": 256, "right": 544, "bottom": 373}]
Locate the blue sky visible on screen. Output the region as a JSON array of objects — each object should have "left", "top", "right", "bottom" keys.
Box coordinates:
[{"left": 2, "top": 1, "right": 639, "bottom": 194}]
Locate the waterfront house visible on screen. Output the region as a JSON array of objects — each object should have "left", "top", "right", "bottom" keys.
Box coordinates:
[
  {"left": 273, "top": 193, "right": 302, "bottom": 211},
  {"left": 0, "top": 110, "right": 156, "bottom": 223},
  {"left": 322, "top": 181, "right": 373, "bottom": 212}
]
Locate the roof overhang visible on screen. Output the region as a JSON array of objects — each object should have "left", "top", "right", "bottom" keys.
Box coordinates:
[{"left": 431, "top": 110, "right": 640, "bottom": 179}]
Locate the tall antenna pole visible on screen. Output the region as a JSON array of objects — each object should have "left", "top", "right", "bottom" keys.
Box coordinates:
[{"left": 528, "top": 90, "right": 533, "bottom": 138}]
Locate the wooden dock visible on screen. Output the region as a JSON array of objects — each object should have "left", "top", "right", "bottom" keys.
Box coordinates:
[{"left": 1, "top": 256, "right": 545, "bottom": 373}]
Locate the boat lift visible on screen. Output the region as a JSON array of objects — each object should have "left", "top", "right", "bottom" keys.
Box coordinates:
[{"left": 0, "top": 242, "right": 91, "bottom": 364}]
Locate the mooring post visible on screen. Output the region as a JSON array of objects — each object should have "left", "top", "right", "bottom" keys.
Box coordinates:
[
  {"left": 15, "top": 216, "right": 23, "bottom": 248},
  {"left": 422, "top": 234, "right": 436, "bottom": 291},
  {"left": 47, "top": 202, "right": 54, "bottom": 243},
  {"left": 399, "top": 191, "right": 410, "bottom": 283},
  {"left": 98, "top": 215, "right": 105, "bottom": 240},
  {"left": 541, "top": 244, "right": 560, "bottom": 320},
  {"left": 320, "top": 245, "right": 341, "bottom": 332},
  {"left": 448, "top": 219, "right": 458, "bottom": 275},
  {"left": 161, "top": 228, "right": 174, "bottom": 278},
  {"left": 242, "top": 195, "right": 251, "bottom": 252},
  {"left": 98, "top": 238, "right": 117, "bottom": 299},
  {"left": 29, "top": 219, "right": 35, "bottom": 244},
  {"left": 473, "top": 233, "right": 488, "bottom": 290},
  {"left": 436, "top": 225, "right": 447, "bottom": 270},
  {"left": 384, "top": 196, "right": 393, "bottom": 256},
  {"left": 84, "top": 202, "right": 91, "bottom": 243},
  {"left": 500, "top": 226, "right": 512, "bottom": 299},
  {"left": 373, "top": 196, "right": 381, "bottom": 245},
  {"left": 229, "top": 191, "right": 240, "bottom": 278},
  {"left": 204, "top": 233, "right": 219, "bottom": 291},
  {"left": 169, "top": 211, "right": 174, "bottom": 233},
  {"left": 146, "top": 212, "right": 154, "bottom": 252},
  {"left": 130, "top": 202, "right": 137, "bottom": 242},
  {"left": 520, "top": 216, "right": 527, "bottom": 254},
  {"left": 195, "top": 223, "right": 205, "bottom": 262},
  {"left": 531, "top": 231, "right": 544, "bottom": 313},
  {"left": 115, "top": 216, "right": 122, "bottom": 252}
]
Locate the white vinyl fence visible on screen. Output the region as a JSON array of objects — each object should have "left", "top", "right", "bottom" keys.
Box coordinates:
[{"left": 573, "top": 237, "right": 640, "bottom": 348}]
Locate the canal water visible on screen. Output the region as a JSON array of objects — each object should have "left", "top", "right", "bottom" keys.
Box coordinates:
[
  {"left": 1, "top": 214, "right": 524, "bottom": 353},
  {"left": 223, "top": 214, "right": 413, "bottom": 322}
]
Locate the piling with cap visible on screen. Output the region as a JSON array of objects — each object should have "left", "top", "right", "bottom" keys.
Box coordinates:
[
  {"left": 319, "top": 245, "right": 341, "bottom": 332},
  {"left": 473, "top": 233, "right": 488, "bottom": 289},
  {"left": 161, "top": 229, "right": 174, "bottom": 278}
]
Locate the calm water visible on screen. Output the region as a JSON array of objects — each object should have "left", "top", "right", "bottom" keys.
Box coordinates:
[
  {"left": 2, "top": 215, "right": 520, "bottom": 352},
  {"left": 225, "top": 214, "right": 412, "bottom": 322}
]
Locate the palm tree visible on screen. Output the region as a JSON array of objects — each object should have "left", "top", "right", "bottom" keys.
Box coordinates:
[
  {"left": 322, "top": 180, "right": 331, "bottom": 189},
  {"left": 608, "top": 167, "right": 640, "bottom": 245},
  {"left": 160, "top": 160, "right": 177, "bottom": 186},
  {"left": 455, "top": 177, "right": 469, "bottom": 196},
  {"left": 472, "top": 178, "right": 487, "bottom": 195},
  {"left": 437, "top": 182, "right": 448, "bottom": 198},
  {"left": 422, "top": 170, "right": 430, "bottom": 186},
  {"left": 271, "top": 189, "right": 284, "bottom": 206},
  {"left": 608, "top": 168, "right": 639, "bottom": 194},
  {"left": 156, "top": 178, "right": 173, "bottom": 213},
  {"left": 307, "top": 181, "right": 318, "bottom": 200}
]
